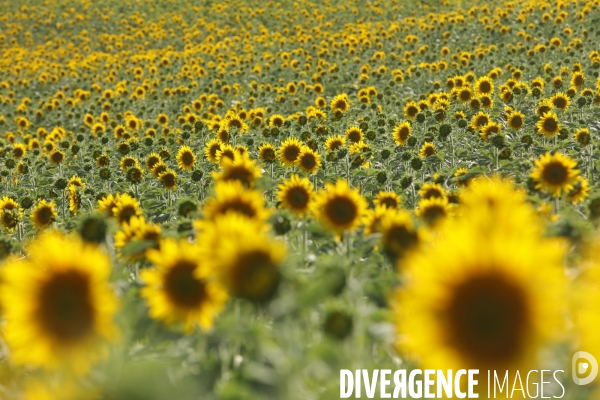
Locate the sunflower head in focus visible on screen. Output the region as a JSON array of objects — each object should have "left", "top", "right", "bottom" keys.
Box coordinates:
[
  {"left": 296, "top": 146, "right": 321, "bottom": 174},
  {"left": 0, "top": 231, "right": 119, "bottom": 374},
  {"left": 419, "top": 142, "right": 437, "bottom": 159},
  {"left": 530, "top": 151, "right": 579, "bottom": 197},
  {"left": 204, "top": 139, "right": 223, "bottom": 163},
  {"left": 276, "top": 174, "right": 313, "bottom": 216},
  {"left": 176, "top": 145, "right": 196, "bottom": 171},
  {"left": 159, "top": 169, "right": 177, "bottom": 190},
  {"left": 536, "top": 111, "right": 560, "bottom": 137},
  {"left": 141, "top": 238, "right": 228, "bottom": 333},
  {"left": 330, "top": 94, "right": 350, "bottom": 114},
  {"left": 258, "top": 143, "right": 277, "bottom": 163},
  {"left": 392, "top": 121, "right": 411, "bottom": 146},
  {"left": 325, "top": 135, "right": 346, "bottom": 152},
  {"left": 278, "top": 137, "right": 303, "bottom": 167},
  {"left": 312, "top": 179, "right": 367, "bottom": 234}
]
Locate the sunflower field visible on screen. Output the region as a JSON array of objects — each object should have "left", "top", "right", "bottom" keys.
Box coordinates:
[{"left": 2, "top": 0, "right": 600, "bottom": 398}]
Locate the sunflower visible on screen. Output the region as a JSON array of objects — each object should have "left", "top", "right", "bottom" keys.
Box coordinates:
[
  {"left": 0, "top": 231, "right": 118, "bottom": 374},
  {"left": 404, "top": 101, "right": 419, "bottom": 119},
  {"left": 68, "top": 186, "right": 81, "bottom": 216},
  {"left": 97, "top": 154, "right": 110, "bottom": 167},
  {"left": 156, "top": 113, "right": 169, "bottom": 126},
  {"left": 392, "top": 121, "right": 411, "bottom": 146},
  {"left": 204, "top": 138, "right": 223, "bottom": 163},
  {"left": 198, "top": 213, "right": 285, "bottom": 302},
  {"left": 479, "top": 121, "right": 500, "bottom": 141},
  {"left": 418, "top": 182, "right": 446, "bottom": 200},
  {"left": 455, "top": 86, "right": 473, "bottom": 103},
  {"left": 119, "top": 156, "right": 139, "bottom": 172},
  {"left": 330, "top": 93, "right": 350, "bottom": 114},
  {"left": 12, "top": 143, "right": 27, "bottom": 159},
  {"left": 140, "top": 238, "right": 228, "bottom": 333},
  {"left": 416, "top": 197, "right": 452, "bottom": 226},
  {"left": 145, "top": 153, "right": 161, "bottom": 170},
  {"left": 276, "top": 174, "right": 313, "bottom": 216},
  {"left": 31, "top": 199, "right": 57, "bottom": 228},
  {"left": 418, "top": 142, "right": 437, "bottom": 158},
  {"left": 215, "top": 144, "right": 237, "bottom": 164},
  {"left": 536, "top": 111, "right": 560, "bottom": 137},
  {"left": 344, "top": 126, "right": 364, "bottom": 143},
  {"left": 507, "top": 110, "right": 525, "bottom": 130},
  {"left": 325, "top": 135, "right": 346, "bottom": 152},
  {"left": 312, "top": 179, "right": 367, "bottom": 233},
  {"left": 278, "top": 137, "right": 303, "bottom": 167},
  {"left": 362, "top": 205, "right": 392, "bottom": 235},
  {"left": 531, "top": 152, "right": 580, "bottom": 197},
  {"left": 474, "top": 76, "right": 494, "bottom": 95},
  {"left": 570, "top": 71, "right": 585, "bottom": 88},
  {"left": 469, "top": 111, "right": 490, "bottom": 131},
  {"left": 176, "top": 145, "right": 196, "bottom": 171},
  {"left": 112, "top": 193, "right": 142, "bottom": 225},
  {"left": 201, "top": 180, "right": 271, "bottom": 222},
  {"left": 212, "top": 157, "right": 262, "bottom": 188},
  {"left": 269, "top": 114, "right": 285, "bottom": 127},
  {"left": 49, "top": 149, "right": 65, "bottom": 164},
  {"left": 114, "top": 216, "right": 161, "bottom": 261},
  {"left": 373, "top": 191, "right": 400, "bottom": 209},
  {"left": 566, "top": 176, "right": 590, "bottom": 204},
  {"left": 574, "top": 128, "right": 591, "bottom": 146},
  {"left": 296, "top": 147, "right": 321, "bottom": 174},
  {"left": 550, "top": 92, "right": 570, "bottom": 110},
  {"left": 159, "top": 169, "right": 177, "bottom": 190},
  {"left": 392, "top": 198, "right": 566, "bottom": 374},
  {"left": 380, "top": 209, "right": 423, "bottom": 262},
  {"left": 0, "top": 196, "right": 21, "bottom": 231},
  {"left": 258, "top": 143, "right": 277, "bottom": 163},
  {"left": 224, "top": 114, "right": 249, "bottom": 134}
]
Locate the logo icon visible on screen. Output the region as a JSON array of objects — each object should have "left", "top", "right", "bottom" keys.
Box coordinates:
[{"left": 572, "top": 351, "right": 598, "bottom": 385}]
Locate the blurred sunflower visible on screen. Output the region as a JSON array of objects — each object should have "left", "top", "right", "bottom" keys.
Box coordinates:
[
  {"left": 199, "top": 213, "right": 285, "bottom": 302},
  {"left": 141, "top": 238, "right": 228, "bottom": 333},
  {"left": 258, "top": 143, "right": 277, "bottom": 163},
  {"left": 419, "top": 142, "right": 437, "bottom": 158},
  {"left": 0, "top": 231, "right": 118, "bottom": 374},
  {"left": 393, "top": 201, "right": 566, "bottom": 373},
  {"left": 201, "top": 180, "right": 271, "bottom": 222},
  {"left": 344, "top": 126, "right": 364, "bottom": 143},
  {"left": 325, "top": 135, "right": 346, "bottom": 152},
  {"left": 213, "top": 157, "right": 261, "bottom": 188},
  {"left": 418, "top": 182, "right": 446, "bottom": 200},
  {"left": 112, "top": 193, "right": 142, "bottom": 225},
  {"left": 31, "top": 199, "right": 57, "bottom": 228},
  {"left": 374, "top": 191, "right": 401, "bottom": 209}
]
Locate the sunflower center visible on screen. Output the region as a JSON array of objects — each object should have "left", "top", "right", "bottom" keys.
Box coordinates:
[
  {"left": 384, "top": 224, "right": 418, "bottom": 258},
  {"left": 118, "top": 205, "right": 137, "bottom": 224},
  {"left": 543, "top": 118, "right": 558, "bottom": 132},
  {"left": 219, "top": 200, "right": 257, "bottom": 218},
  {"left": 261, "top": 149, "right": 275, "bottom": 161},
  {"left": 542, "top": 162, "right": 568, "bottom": 185},
  {"left": 300, "top": 154, "right": 316, "bottom": 170},
  {"left": 421, "top": 204, "right": 446, "bottom": 223},
  {"left": 286, "top": 187, "right": 310, "bottom": 209},
  {"left": 37, "top": 270, "right": 94, "bottom": 343},
  {"left": 181, "top": 152, "right": 194, "bottom": 165},
  {"left": 37, "top": 207, "right": 53, "bottom": 224},
  {"left": 398, "top": 127, "right": 410, "bottom": 140},
  {"left": 164, "top": 261, "right": 205, "bottom": 308},
  {"left": 325, "top": 196, "right": 358, "bottom": 226},
  {"left": 161, "top": 173, "right": 176, "bottom": 187},
  {"left": 479, "top": 81, "right": 491, "bottom": 93},
  {"left": 283, "top": 146, "right": 300, "bottom": 161},
  {"left": 231, "top": 250, "right": 279, "bottom": 301},
  {"left": 444, "top": 272, "right": 529, "bottom": 368}
]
